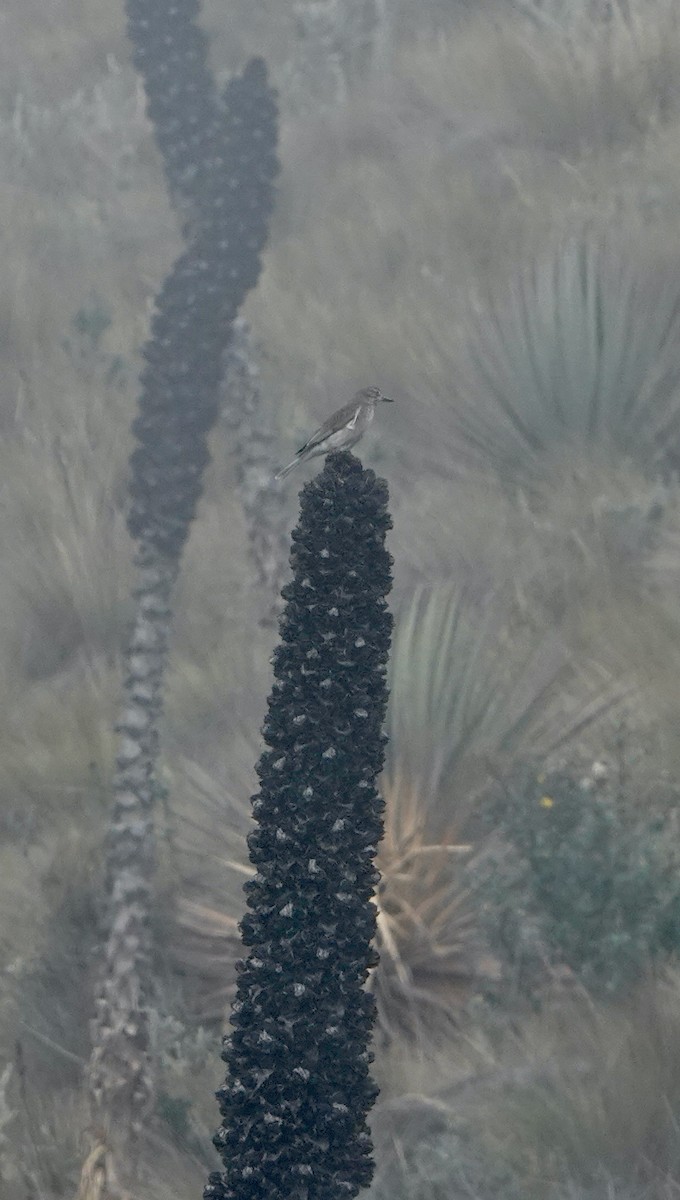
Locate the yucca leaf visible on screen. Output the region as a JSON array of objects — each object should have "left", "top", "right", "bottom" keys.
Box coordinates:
[
  {"left": 454, "top": 235, "right": 680, "bottom": 487},
  {"left": 385, "top": 582, "right": 620, "bottom": 833}
]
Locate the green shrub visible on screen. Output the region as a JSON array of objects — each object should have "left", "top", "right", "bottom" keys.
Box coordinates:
[{"left": 480, "top": 767, "right": 680, "bottom": 996}]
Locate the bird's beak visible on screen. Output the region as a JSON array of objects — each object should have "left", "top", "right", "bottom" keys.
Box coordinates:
[{"left": 381, "top": 396, "right": 394, "bottom": 403}]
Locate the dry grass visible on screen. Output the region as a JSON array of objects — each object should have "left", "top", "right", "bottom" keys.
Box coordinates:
[
  {"left": 476, "top": 973, "right": 680, "bottom": 1195},
  {"left": 367, "top": 973, "right": 680, "bottom": 1200},
  {"left": 424, "top": 1, "right": 680, "bottom": 157}
]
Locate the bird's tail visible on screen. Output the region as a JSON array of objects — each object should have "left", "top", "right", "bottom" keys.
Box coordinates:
[{"left": 274, "top": 457, "right": 300, "bottom": 481}]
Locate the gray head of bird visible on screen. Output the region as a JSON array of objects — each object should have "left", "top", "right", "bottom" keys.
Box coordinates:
[{"left": 357, "top": 385, "right": 394, "bottom": 406}]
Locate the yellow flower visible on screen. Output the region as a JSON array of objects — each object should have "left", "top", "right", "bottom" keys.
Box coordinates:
[{"left": 539, "top": 795, "right": 554, "bottom": 808}]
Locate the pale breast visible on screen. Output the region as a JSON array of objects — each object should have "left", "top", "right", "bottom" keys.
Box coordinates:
[{"left": 325, "top": 427, "right": 358, "bottom": 450}]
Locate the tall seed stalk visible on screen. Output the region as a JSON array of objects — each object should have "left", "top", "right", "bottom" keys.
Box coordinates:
[
  {"left": 205, "top": 451, "right": 393, "bottom": 1200},
  {"left": 79, "top": 1, "right": 279, "bottom": 1192}
]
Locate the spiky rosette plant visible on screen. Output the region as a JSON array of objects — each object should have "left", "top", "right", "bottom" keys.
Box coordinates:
[
  {"left": 204, "top": 450, "right": 393, "bottom": 1200},
  {"left": 453, "top": 234, "right": 680, "bottom": 491}
]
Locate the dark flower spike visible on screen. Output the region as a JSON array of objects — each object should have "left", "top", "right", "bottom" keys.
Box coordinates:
[{"left": 206, "top": 451, "right": 393, "bottom": 1200}]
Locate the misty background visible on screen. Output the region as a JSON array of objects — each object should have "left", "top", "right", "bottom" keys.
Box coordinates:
[{"left": 3, "top": 1, "right": 680, "bottom": 1198}]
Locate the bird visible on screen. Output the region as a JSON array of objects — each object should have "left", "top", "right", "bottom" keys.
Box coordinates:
[{"left": 275, "top": 386, "right": 393, "bottom": 480}]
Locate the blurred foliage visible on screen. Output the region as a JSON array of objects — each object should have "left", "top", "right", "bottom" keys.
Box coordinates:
[
  {"left": 479, "top": 977, "right": 680, "bottom": 1196},
  {"left": 385, "top": 584, "right": 617, "bottom": 831},
  {"left": 479, "top": 765, "right": 680, "bottom": 996},
  {"left": 453, "top": 235, "right": 680, "bottom": 489},
  {"left": 368, "top": 1117, "right": 522, "bottom": 1200},
  {"left": 368, "top": 580, "right": 618, "bottom": 1043}
]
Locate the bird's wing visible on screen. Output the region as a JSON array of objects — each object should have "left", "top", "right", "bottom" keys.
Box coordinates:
[{"left": 297, "top": 400, "right": 361, "bottom": 453}]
